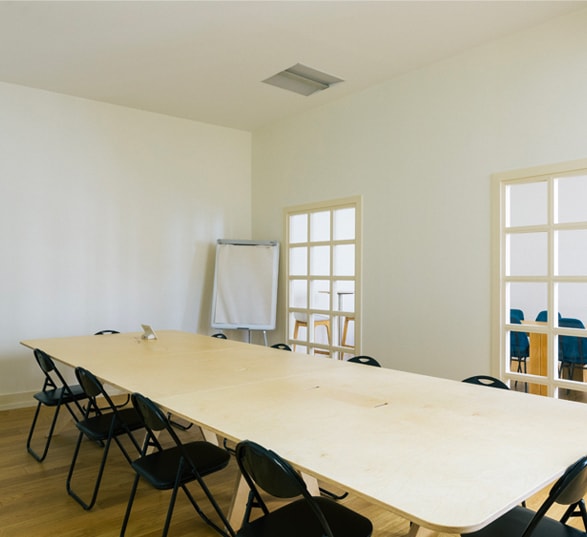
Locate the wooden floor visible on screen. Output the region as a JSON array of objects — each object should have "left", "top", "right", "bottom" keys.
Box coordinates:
[{"left": 1, "top": 404, "right": 584, "bottom": 537}]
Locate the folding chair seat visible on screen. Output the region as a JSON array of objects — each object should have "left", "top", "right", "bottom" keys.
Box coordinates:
[
  {"left": 234, "top": 440, "right": 373, "bottom": 537},
  {"left": 120, "top": 393, "right": 235, "bottom": 537},
  {"left": 66, "top": 367, "right": 144, "bottom": 510},
  {"left": 463, "top": 455, "right": 587, "bottom": 537},
  {"left": 26, "top": 348, "right": 89, "bottom": 462}
]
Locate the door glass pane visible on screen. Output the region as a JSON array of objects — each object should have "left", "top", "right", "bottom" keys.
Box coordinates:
[
  {"left": 558, "top": 283, "right": 587, "bottom": 326},
  {"left": 310, "top": 280, "right": 330, "bottom": 311},
  {"left": 556, "top": 175, "right": 587, "bottom": 224},
  {"left": 507, "top": 232, "right": 547, "bottom": 276},
  {"left": 333, "top": 244, "right": 354, "bottom": 276},
  {"left": 507, "top": 181, "right": 547, "bottom": 227},
  {"left": 289, "top": 247, "right": 307, "bottom": 276},
  {"left": 333, "top": 280, "right": 355, "bottom": 313},
  {"left": 334, "top": 207, "right": 355, "bottom": 240},
  {"left": 557, "top": 229, "right": 587, "bottom": 276},
  {"left": 310, "top": 246, "right": 330, "bottom": 276},
  {"left": 290, "top": 280, "right": 307, "bottom": 309},
  {"left": 289, "top": 214, "right": 307, "bottom": 243},
  {"left": 508, "top": 282, "right": 548, "bottom": 323},
  {"left": 310, "top": 211, "right": 330, "bottom": 242}
]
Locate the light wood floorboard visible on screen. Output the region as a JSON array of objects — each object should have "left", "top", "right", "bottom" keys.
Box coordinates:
[{"left": 1, "top": 404, "right": 584, "bottom": 536}]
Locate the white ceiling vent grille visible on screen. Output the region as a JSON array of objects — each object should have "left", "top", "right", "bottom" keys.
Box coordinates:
[{"left": 263, "top": 63, "right": 344, "bottom": 96}]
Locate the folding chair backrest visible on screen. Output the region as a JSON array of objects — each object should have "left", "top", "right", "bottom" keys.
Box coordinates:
[
  {"left": 34, "top": 348, "right": 56, "bottom": 374},
  {"left": 75, "top": 367, "right": 122, "bottom": 415},
  {"left": 347, "top": 355, "right": 381, "bottom": 367},
  {"left": 131, "top": 392, "right": 169, "bottom": 433},
  {"left": 34, "top": 348, "right": 72, "bottom": 390},
  {"left": 523, "top": 456, "right": 587, "bottom": 537},
  {"left": 462, "top": 375, "right": 509, "bottom": 390},
  {"left": 270, "top": 343, "right": 292, "bottom": 351},
  {"left": 236, "top": 440, "right": 307, "bottom": 499},
  {"left": 551, "top": 456, "right": 587, "bottom": 506}
]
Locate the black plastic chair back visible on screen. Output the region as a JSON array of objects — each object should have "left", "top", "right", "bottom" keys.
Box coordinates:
[
  {"left": 94, "top": 330, "right": 120, "bottom": 335},
  {"left": 27, "top": 349, "right": 88, "bottom": 462},
  {"left": 522, "top": 456, "right": 587, "bottom": 537},
  {"left": 67, "top": 367, "right": 143, "bottom": 510},
  {"left": 347, "top": 355, "right": 381, "bottom": 367},
  {"left": 270, "top": 343, "right": 292, "bottom": 351},
  {"left": 462, "top": 375, "right": 509, "bottom": 390},
  {"left": 211, "top": 333, "right": 227, "bottom": 339},
  {"left": 132, "top": 392, "right": 176, "bottom": 437},
  {"left": 237, "top": 441, "right": 306, "bottom": 499},
  {"left": 35, "top": 348, "right": 57, "bottom": 375},
  {"left": 76, "top": 366, "right": 109, "bottom": 401},
  {"left": 122, "top": 393, "right": 234, "bottom": 537},
  {"left": 236, "top": 440, "right": 334, "bottom": 535}
]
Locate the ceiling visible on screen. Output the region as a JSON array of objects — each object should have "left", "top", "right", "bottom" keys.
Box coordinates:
[{"left": 0, "top": 1, "right": 585, "bottom": 132}]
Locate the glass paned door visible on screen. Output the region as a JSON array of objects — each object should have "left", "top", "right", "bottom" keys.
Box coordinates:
[
  {"left": 495, "top": 161, "right": 587, "bottom": 400},
  {"left": 286, "top": 197, "right": 361, "bottom": 359}
]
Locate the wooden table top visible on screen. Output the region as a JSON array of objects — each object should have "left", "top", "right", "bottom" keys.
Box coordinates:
[{"left": 21, "top": 330, "right": 587, "bottom": 535}]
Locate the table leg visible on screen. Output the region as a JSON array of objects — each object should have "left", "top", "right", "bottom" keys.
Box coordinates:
[
  {"left": 301, "top": 472, "right": 320, "bottom": 495},
  {"left": 228, "top": 472, "right": 249, "bottom": 529},
  {"left": 201, "top": 427, "right": 219, "bottom": 446},
  {"left": 406, "top": 524, "right": 440, "bottom": 537}
]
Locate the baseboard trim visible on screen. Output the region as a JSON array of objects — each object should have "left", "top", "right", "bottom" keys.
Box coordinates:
[{"left": 0, "top": 392, "right": 36, "bottom": 411}]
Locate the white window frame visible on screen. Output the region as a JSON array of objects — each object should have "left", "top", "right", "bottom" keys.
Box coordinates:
[
  {"left": 492, "top": 158, "right": 587, "bottom": 397},
  {"left": 284, "top": 196, "right": 362, "bottom": 359}
]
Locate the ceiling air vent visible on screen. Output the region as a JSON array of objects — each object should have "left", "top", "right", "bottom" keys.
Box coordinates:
[{"left": 263, "top": 63, "right": 344, "bottom": 96}]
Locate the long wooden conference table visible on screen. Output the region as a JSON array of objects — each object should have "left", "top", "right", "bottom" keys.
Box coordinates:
[{"left": 21, "top": 330, "right": 587, "bottom": 537}]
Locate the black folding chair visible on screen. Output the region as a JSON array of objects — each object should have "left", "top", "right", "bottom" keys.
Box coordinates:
[
  {"left": 66, "top": 367, "right": 144, "bottom": 510},
  {"left": 26, "top": 348, "right": 88, "bottom": 462},
  {"left": 212, "top": 333, "right": 228, "bottom": 339},
  {"left": 270, "top": 343, "right": 292, "bottom": 351},
  {"left": 347, "top": 356, "right": 381, "bottom": 367},
  {"left": 463, "top": 455, "right": 587, "bottom": 537},
  {"left": 235, "top": 439, "right": 373, "bottom": 537},
  {"left": 462, "top": 375, "right": 510, "bottom": 390},
  {"left": 120, "top": 393, "right": 235, "bottom": 537}
]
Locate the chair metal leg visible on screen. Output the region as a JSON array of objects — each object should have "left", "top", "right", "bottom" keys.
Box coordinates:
[
  {"left": 26, "top": 402, "right": 59, "bottom": 462},
  {"left": 561, "top": 499, "right": 587, "bottom": 531},
  {"left": 120, "top": 472, "right": 141, "bottom": 536},
  {"left": 67, "top": 432, "right": 114, "bottom": 510}
]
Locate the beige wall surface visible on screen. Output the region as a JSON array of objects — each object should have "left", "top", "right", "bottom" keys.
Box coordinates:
[
  {"left": 251, "top": 8, "right": 587, "bottom": 379},
  {"left": 0, "top": 82, "right": 251, "bottom": 405}
]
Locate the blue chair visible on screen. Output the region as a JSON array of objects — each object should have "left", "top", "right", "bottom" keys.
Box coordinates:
[
  {"left": 510, "top": 309, "right": 529, "bottom": 375},
  {"left": 535, "top": 310, "right": 562, "bottom": 322},
  {"left": 558, "top": 318, "right": 587, "bottom": 381}
]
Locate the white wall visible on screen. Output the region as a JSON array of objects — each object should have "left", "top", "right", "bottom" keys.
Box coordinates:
[
  {"left": 251, "top": 8, "right": 587, "bottom": 379},
  {"left": 0, "top": 82, "right": 251, "bottom": 406}
]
